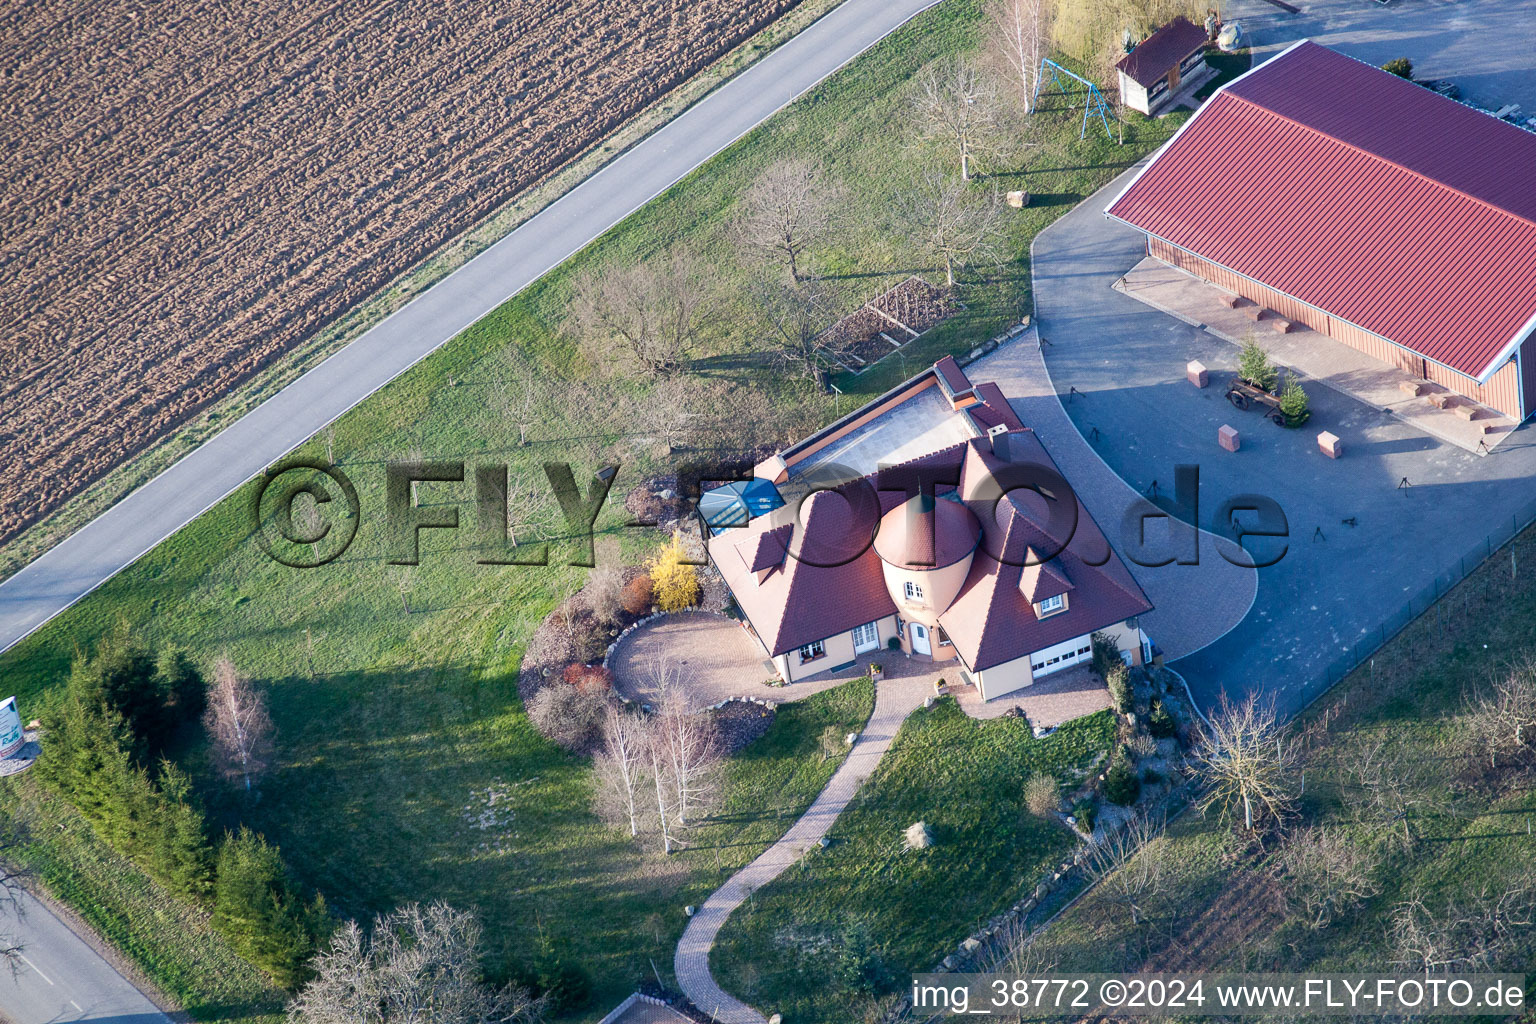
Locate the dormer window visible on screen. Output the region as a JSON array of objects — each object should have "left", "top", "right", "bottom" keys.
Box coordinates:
[
  {"left": 904, "top": 581, "right": 925, "bottom": 602},
  {"left": 1035, "top": 593, "right": 1067, "bottom": 617}
]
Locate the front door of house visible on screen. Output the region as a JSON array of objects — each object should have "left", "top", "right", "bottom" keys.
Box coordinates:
[
  {"left": 852, "top": 621, "right": 879, "bottom": 654},
  {"left": 911, "top": 622, "right": 932, "bottom": 655}
]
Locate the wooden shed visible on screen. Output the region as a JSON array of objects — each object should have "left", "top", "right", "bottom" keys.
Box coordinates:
[{"left": 1115, "top": 17, "right": 1211, "bottom": 115}]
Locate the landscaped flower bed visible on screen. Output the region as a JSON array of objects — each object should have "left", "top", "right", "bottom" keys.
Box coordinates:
[{"left": 820, "top": 276, "right": 957, "bottom": 372}]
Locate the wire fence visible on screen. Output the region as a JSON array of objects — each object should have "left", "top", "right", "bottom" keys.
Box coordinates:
[{"left": 1311, "top": 491, "right": 1536, "bottom": 695}]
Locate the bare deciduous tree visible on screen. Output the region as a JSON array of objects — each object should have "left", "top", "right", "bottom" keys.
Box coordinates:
[
  {"left": 1350, "top": 735, "right": 1434, "bottom": 847},
  {"left": 527, "top": 683, "right": 610, "bottom": 749},
  {"left": 205, "top": 658, "right": 274, "bottom": 795},
  {"left": 910, "top": 59, "right": 1005, "bottom": 181},
  {"left": 1190, "top": 692, "right": 1299, "bottom": 832},
  {"left": 1463, "top": 660, "right": 1536, "bottom": 771},
  {"left": 897, "top": 172, "right": 1006, "bottom": 288},
  {"left": 568, "top": 255, "right": 713, "bottom": 376},
  {"left": 594, "top": 705, "right": 648, "bottom": 838},
  {"left": 1273, "top": 827, "right": 1383, "bottom": 930},
  {"left": 1388, "top": 886, "right": 1536, "bottom": 977},
  {"left": 986, "top": 0, "right": 1055, "bottom": 114},
  {"left": 650, "top": 655, "right": 722, "bottom": 827},
  {"left": 288, "top": 902, "right": 546, "bottom": 1024},
  {"left": 1084, "top": 814, "right": 1167, "bottom": 927},
  {"left": 735, "top": 159, "right": 843, "bottom": 282},
  {"left": 756, "top": 278, "right": 842, "bottom": 383}
]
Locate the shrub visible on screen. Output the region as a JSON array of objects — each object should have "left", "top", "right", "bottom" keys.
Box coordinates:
[
  {"left": 1279, "top": 376, "right": 1309, "bottom": 422},
  {"left": 529, "top": 684, "right": 609, "bottom": 748},
  {"left": 1141, "top": 767, "right": 1164, "bottom": 785},
  {"left": 1089, "top": 632, "right": 1120, "bottom": 678},
  {"left": 583, "top": 565, "right": 625, "bottom": 625},
  {"left": 1024, "top": 773, "right": 1059, "bottom": 818},
  {"left": 887, "top": 636, "right": 901, "bottom": 650},
  {"left": 1104, "top": 752, "right": 1141, "bottom": 806},
  {"left": 621, "top": 574, "right": 654, "bottom": 616},
  {"left": 1105, "top": 662, "right": 1132, "bottom": 713},
  {"left": 1238, "top": 337, "right": 1278, "bottom": 392},
  {"left": 1148, "top": 700, "right": 1178, "bottom": 739},
  {"left": 1073, "top": 799, "right": 1096, "bottom": 834},
  {"left": 214, "top": 827, "right": 330, "bottom": 988},
  {"left": 648, "top": 536, "right": 700, "bottom": 612},
  {"left": 562, "top": 663, "right": 614, "bottom": 695},
  {"left": 1382, "top": 57, "right": 1413, "bottom": 79}
]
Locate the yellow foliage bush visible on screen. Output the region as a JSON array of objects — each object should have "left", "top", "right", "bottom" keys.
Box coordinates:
[{"left": 648, "top": 536, "right": 700, "bottom": 613}]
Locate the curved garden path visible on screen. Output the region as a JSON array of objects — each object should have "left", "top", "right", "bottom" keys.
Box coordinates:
[{"left": 673, "top": 670, "right": 931, "bottom": 1024}]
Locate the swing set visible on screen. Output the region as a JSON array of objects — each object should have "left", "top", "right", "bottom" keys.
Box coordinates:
[{"left": 1032, "top": 58, "right": 1115, "bottom": 140}]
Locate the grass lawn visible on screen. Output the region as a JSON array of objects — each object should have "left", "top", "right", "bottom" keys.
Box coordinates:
[
  {"left": 0, "top": 0, "right": 1189, "bottom": 1019},
  {"left": 710, "top": 701, "right": 1116, "bottom": 1023},
  {"left": 1027, "top": 524, "right": 1536, "bottom": 995}
]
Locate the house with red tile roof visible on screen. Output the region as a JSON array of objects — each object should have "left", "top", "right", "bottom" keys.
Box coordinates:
[
  {"left": 708, "top": 359, "right": 1154, "bottom": 701},
  {"left": 1106, "top": 40, "right": 1536, "bottom": 422}
]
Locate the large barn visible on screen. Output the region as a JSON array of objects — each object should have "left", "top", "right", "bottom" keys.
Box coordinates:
[{"left": 1106, "top": 41, "right": 1536, "bottom": 422}]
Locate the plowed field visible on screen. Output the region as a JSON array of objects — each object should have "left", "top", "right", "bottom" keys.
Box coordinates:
[{"left": 0, "top": 0, "right": 802, "bottom": 545}]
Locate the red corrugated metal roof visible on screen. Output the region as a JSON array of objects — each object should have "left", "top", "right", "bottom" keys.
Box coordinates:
[
  {"left": 1117, "top": 17, "right": 1207, "bottom": 88},
  {"left": 1106, "top": 41, "right": 1536, "bottom": 381}
]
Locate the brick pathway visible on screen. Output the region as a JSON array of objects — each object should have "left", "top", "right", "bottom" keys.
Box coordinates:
[{"left": 672, "top": 671, "right": 931, "bottom": 1024}]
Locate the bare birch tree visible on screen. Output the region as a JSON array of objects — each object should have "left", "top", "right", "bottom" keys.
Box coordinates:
[
  {"left": 896, "top": 172, "right": 1006, "bottom": 288},
  {"left": 986, "top": 0, "right": 1055, "bottom": 114},
  {"left": 911, "top": 58, "right": 1006, "bottom": 181},
  {"left": 288, "top": 902, "right": 546, "bottom": 1024},
  {"left": 594, "top": 705, "right": 647, "bottom": 837},
  {"left": 735, "top": 159, "right": 844, "bottom": 282},
  {"left": 204, "top": 657, "right": 274, "bottom": 795},
  {"left": 650, "top": 654, "right": 722, "bottom": 827},
  {"left": 646, "top": 727, "right": 678, "bottom": 855},
  {"left": 568, "top": 254, "right": 713, "bottom": 376},
  {"left": 1190, "top": 691, "right": 1299, "bottom": 832}
]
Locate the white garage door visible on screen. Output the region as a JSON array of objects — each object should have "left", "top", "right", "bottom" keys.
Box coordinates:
[{"left": 1029, "top": 634, "right": 1092, "bottom": 677}]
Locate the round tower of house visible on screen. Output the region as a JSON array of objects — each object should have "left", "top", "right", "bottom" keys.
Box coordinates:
[{"left": 873, "top": 494, "right": 979, "bottom": 628}]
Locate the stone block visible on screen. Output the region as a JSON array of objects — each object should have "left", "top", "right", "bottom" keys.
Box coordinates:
[
  {"left": 1427, "top": 392, "right": 1454, "bottom": 409},
  {"left": 1271, "top": 316, "right": 1294, "bottom": 334},
  {"left": 1454, "top": 403, "right": 1479, "bottom": 421},
  {"left": 1006, "top": 190, "right": 1029, "bottom": 208},
  {"left": 1218, "top": 424, "right": 1240, "bottom": 452},
  {"left": 1186, "top": 360, "right": 1208, "bottom": 388},
  {"left": 1317, "top": 431, "right": 1342, "bottom": 459},
  {"left": 1398, "top": 379, "right": 1424, "bottom": 397},
  {"left": 1217, "top": 291, "right": 1242, "bottom": 308},
  {"left": 1244, "top": 305, "right": 1268, "bottom": 322}
]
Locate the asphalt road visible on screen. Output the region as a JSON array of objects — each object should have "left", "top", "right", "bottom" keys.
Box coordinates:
[
  {"left": 0, "top": 890, "right": 171, "bottom": 1024},
  {"left": 0, "top": 0, "right": 944, "bottom": 660}
]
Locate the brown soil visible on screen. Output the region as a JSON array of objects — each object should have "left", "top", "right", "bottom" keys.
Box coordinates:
[
  {"left": 0, "top": 0, "right": 804, "bottom": 546},
  {"left": 819, "top": 276, "right": 955, "bottom": 371}
]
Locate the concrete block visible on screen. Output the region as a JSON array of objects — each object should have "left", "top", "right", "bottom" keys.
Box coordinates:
[
  {"left": 1244, "top": 305, "right": 1267, "bottom": 322},
  {"left": 1186, "top": 360, "right": 1208, "bottom": 388},
  {"left": 1271, "top": 316, "right": 1294, "bottom": 334},
  {"left": 1427, "top": 392, "right": 1454, "bottom": 409},
  {"left": 1218, "top": 292, "right": 1243, "bottom": 309},
  {"left": 1454, "top": 403, "right": 1479, "bottom": 421},
  {"left": 1218, "top": 424, "right": 1240, "bottom": 452},
  {"left": 1317, "top": 431, "right": 1342, "bottom": 459},
  {"left": 1398, "top": 379, "right": 1425, "bottom": 397}
]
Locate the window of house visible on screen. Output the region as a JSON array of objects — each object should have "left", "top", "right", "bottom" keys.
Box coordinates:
[
  {"left": 937, "top": 627, "right": 952, "bottom": 647},
  {"left": 798, "top": 640, "right": 825, "bottom": 663},
  {"left": 904, "top": 581, "right": 925, "bottom": 602},
  {"left": 1036, "top": 593, "right": 1066, "bottom": 617}
]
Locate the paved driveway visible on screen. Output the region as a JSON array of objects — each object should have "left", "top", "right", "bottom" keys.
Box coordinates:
[
  {"left": 1228, "top": 0, "right": 1536, "bottom": 117},
  {"left": 1033, "top": 164, "right": 1536, "bottom": 716}
]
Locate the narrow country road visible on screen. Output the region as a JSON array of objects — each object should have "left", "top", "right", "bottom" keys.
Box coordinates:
[
  {"left": 0, "top": 0, "right": 946, "bottom": 659},
  {"left": 673, "top": 673, "right": 931, "bottom": 1024},
  {"left": 0, "top": 889, "right": 172, "bottom": 1024}
]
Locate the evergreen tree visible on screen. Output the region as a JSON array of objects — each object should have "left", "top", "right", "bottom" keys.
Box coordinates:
[{"left": 215, "top": 828, "right": 330, "bottom": 988}]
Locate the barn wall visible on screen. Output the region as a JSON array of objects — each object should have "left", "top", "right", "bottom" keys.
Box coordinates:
[
  {"left": 1147, "top": 235, "right": 1525, "bottom": 419},
  {"left": 1522, "top": 341, "right": 1536, "bottom": 421}
]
